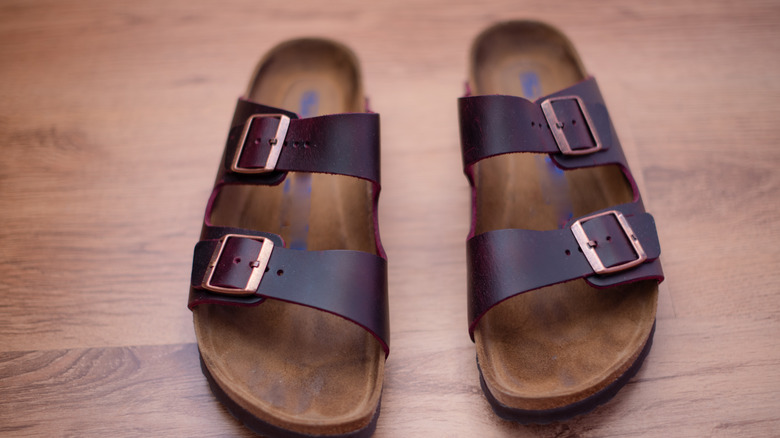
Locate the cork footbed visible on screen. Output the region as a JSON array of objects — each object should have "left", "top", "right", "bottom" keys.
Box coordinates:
[
  {"left": 194, "top": 39, "right": 383, "bottom": 436},
  {"left": 469, "top": 22, "right": 658, "bottom": 413}
]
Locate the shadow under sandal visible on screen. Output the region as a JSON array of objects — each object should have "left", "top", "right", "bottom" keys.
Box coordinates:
[
  {"left": 188, "top": 39, "right": 388, "bottom": 437},
  {"left": 458, "top": 21, "right": 665, "bottom": 423}
]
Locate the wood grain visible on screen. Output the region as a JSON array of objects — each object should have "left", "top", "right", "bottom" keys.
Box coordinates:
[{"left": 1, "top": 0, "right": 779, "bottom": 436}]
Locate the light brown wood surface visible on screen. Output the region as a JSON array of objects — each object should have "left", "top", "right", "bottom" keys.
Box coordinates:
[{"left": 1, "top": 1, "right": 778, "bottom": 437}]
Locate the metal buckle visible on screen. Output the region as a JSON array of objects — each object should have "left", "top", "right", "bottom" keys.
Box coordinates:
[
  {"left": 540, "top": 95, "right": 602, "bottom": 155},
  {"left": 231, "top": 114, "right": 290, "bottom": 174},
  {"left": 570, "top": 210, "right": 647, "bottom": 275},
  {"left": 201, "top": 234, "right": 274, "bottom": 295}
]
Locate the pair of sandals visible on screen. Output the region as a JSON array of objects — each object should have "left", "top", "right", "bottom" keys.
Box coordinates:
[{"left": 188, "top": 20, "right": 664, "bottom": 437}]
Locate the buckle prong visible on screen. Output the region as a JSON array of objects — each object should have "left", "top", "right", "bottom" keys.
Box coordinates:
[
  {"left": 571, "top": 210, "right": 647, "bottom": 275},
  {"left": 231, "top": 114, "right": 290, "bottom": 174},
  {"left": 201, "top": 234, "right": 274, "bottom": 295},
  {"left": 540, "top": 95, "right": 602, "bottom": 155}
]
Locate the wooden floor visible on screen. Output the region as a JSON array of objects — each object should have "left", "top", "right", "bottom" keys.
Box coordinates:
[{"left": 1, "top": 1, "right": 779, "bottom": 436}]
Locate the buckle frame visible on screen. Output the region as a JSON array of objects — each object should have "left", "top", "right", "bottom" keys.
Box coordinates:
[
  {"left": 201, "top": 234, "right": 274, "bottom": 295},
  {"left": 540, "top": 95, "right": 602, "bottom": 155},
  {"left": 570, "top": 210, "right": 647, "bottom": 275},
  {"left": 231, "top": 114, "right": 290, "bottom": 174}
]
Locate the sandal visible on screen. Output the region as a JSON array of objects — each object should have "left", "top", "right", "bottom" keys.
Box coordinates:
[
  {"left": 188, "top": 39, "right": 388, "bottom": 437},
  {"left": 458, "top": 21, "right": 664, "bottom": 423}
]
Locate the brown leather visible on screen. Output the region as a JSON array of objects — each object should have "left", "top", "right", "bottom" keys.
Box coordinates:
[
  {"left": 189, "top": 226, "right": 389, "bottom": 355},
  {"left": 220, "top": 99, "right": 381, "bottom": 185},
  {"left": 189, "top": 96, "right": 389, "bottom": 355},
  {"left": 460, "top": 78, "right": 664, "bottom": 339},
  {"left": 459, "top": 77, "right": 627, "bottom": 171}
]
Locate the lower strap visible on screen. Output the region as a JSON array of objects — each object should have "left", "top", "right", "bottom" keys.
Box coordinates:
[
  {"left": 467, "top": 204, "right": 663, "bottom": 338},
  {"left": 189, "top": 227, "right": 389, "bottom": 356}
]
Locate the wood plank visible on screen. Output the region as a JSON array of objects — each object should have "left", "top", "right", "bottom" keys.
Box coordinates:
[
  {"left": 1, "top": 315, "right": 776, "bottom": 437},
  {"left": 0, "top": 343, "right": 254, "bottom": 437}
]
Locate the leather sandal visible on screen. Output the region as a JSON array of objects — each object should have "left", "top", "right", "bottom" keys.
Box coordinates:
[
  {"left": 188, "top": 38, "right": 388, "bottom": 437},
  {"left": 458, "top": 21, "right": 664, "bottom": 423}
]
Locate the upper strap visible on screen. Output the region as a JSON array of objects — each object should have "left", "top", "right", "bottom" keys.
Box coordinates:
[
  {"left": 189, "top": 226, "right": 390, "bottom": 356},
  {"left": 467, "top": 203, "right": 664, "bottom": 339},
  {"left": 219, "top": 99, "right": 381, "bottom": 185},
  {"left": 459, "top": 76, "right": 628, "bottom": 171}
]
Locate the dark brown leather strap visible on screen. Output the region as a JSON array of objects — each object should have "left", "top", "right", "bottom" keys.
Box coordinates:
[
  {"left": 467, "top": 204, "right": 663, "bottom": 339},
  {"left": 189, "top": 226, "right": 389, "bottom": 356},
  {"left": 459, "top": 76, "right": 627, "bottom": 171},
  {"left": 460, "top": 76, "right": 664, "bottom": 340},
  {"left": 219, "top": 99, "right": 380, "bottom": 185}
]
